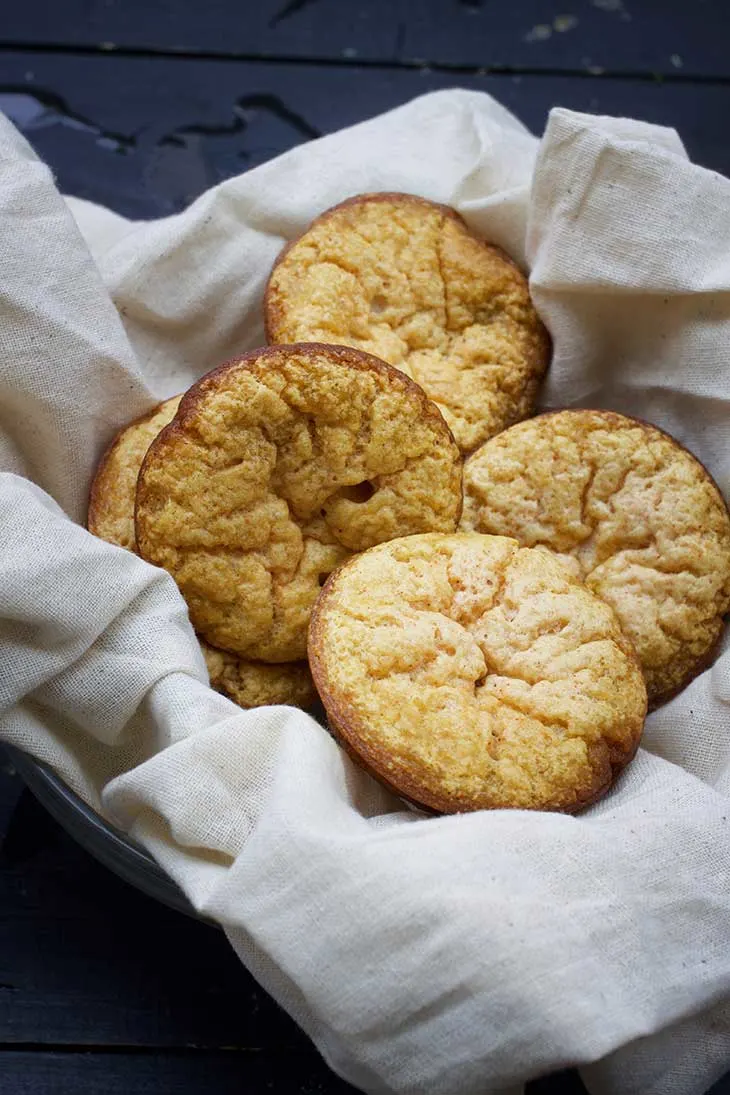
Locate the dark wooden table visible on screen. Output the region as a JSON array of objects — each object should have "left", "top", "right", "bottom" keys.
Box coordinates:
[{"left": 1, "top": 3, "right": 730, "bottom": 1092}]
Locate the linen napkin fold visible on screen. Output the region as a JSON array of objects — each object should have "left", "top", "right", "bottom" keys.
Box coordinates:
[{"left": 1, "top": 89, "right": 729, "bottom": 1095}]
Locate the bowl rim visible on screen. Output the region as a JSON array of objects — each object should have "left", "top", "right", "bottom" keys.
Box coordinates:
[{"left": 5, "top": 744, "right": 206, "bottom": 922}]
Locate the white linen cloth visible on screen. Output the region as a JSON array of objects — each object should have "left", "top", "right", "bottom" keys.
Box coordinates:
[{"left": 0, "top": 88, "right": 729, "bottom": 1095}]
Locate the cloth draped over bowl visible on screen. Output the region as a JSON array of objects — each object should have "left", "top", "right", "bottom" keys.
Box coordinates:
[{"left": 0, "top": 89, "right": 729, "bottom": 1095}]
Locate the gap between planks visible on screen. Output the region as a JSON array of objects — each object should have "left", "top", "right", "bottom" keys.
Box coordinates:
[{"left": 1, "top": 40, "right": 730, "bottom": 85}]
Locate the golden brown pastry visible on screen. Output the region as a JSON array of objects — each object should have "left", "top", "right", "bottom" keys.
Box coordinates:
[
  {"left": 88, "top": 396, "right": 316, "bottom": 711},
  {"left": 203, "top": 645, "right": 315, "bottom": 710},
  {"left": 461, "top": 409, "right": 730, "bottom": 707},
  {"left": 88, "top": 396, "right": 183, "bottom": 552},
  {"left": 309, "top": 533, "right": 646, "bottom": 814},
  {"left": 265, "top": 192, "right": 550, "bottom": 453},
  {"left": 135, "top": 343, "right": 463, "bottom": 662}
]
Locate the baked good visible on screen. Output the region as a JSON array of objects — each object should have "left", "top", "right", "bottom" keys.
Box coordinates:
[
  {"left": 88, "top": 397, "right": 316, "bottom": 711},
  {"left": 203, "top": 646, "right": 314, "bottom": 710},
  {"left": 135, "top": 343, "right": 463, "bottom": 662},
  {"left": 88, "top": 396, "right": 183, "bottom": 551},
  {"left": 461, "top": 409, "right": 730, "bottom": 707},
  {"left": 309, "top": 532, "right": 646, "bottom": 814},
  {"left": 265, "top": 192, "right": 550, "bottom": 453}
]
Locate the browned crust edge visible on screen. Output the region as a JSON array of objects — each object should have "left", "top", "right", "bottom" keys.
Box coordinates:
[
  {"left": 168, "top": 340, "right": 463, "bottom": 448},
  {"left": 135, "top": 345, "right": 464, "bottom": 662},
  {"left": 264, "top": 192, "right": 470, "bottom": 345},
  {"left": 467, "top": 406, "right": 730, "bottom": 707},
  {"left": 87, "top": 393, "right": 321, "bottom": 709},
  {"left": 87, "top": 398, "right": 173, "bottom": 537},
  {"left": 135, "top": 342, "right": 464, "bottom": 560},
  {"left": 647, "top": 624, "right": 725, "bottom": 712},
  {"left": 307, "top": 545, "right": 646, "bottom": 817},
  {"left": 262, "top": 192, "right": 552, "bottom": 377},
  {"left": 507, "top": 407, "right": 730, "bottom": 516}
]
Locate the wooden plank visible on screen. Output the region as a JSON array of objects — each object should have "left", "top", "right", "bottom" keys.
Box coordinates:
[
  {"left": 0, "top": 1047, "right": 727, "bottom": 1095},
  {"left": 0, "top": 54, "right": 728, "bottom": 221},
  {"left": 0, "top": 0, "right": 728, "bottom": 79},
  {"left": 0, "top": 1049, "right": 359, "bottom": 1094},
  {"left": 0, "top": 789, "right": 307, "bottom": 1049},
  {"left": 0, "top": 1051, "right": 605, "bottom": 1095},
  {"left": 0, "top": 795, "right": 724, "bottom": 1094},
  {"left": 0, "top": 788, "right": 591, "bottom": 1090}
]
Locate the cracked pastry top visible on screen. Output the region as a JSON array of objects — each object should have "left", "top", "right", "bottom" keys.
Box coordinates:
[
  {"left": 88, "top": 395, "right": 316, "bottom": 711},
  {"left": 461, "top": 409, "right": 730, "bottom": 707},
  {"left": 200, "top": 645, "right": 315, "bottom": 710},
  {"left": 135, "top": 344, "right": 463, "bottom": 662},
  {"left": 264, "top": 192, "right": 551, "bottom": 454},
  {"left": 309, "top": 532, "right": 646, "bottom": 814}
]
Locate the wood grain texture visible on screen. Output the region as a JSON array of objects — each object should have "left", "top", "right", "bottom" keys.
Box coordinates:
[
  {"left": 0, "top": 0, "right": 728, "bottom": 78},
  {"left": 0, "top": 782, "right": 308, "bottom": 1050},
  {"left": 0, "top": 1050, "right": 358, "bottom": 1094},
  {"left": 1, "top": 54, "right": 729, "bottom": 219},
  {"left": 3, "top": 775, "right": 727, "bottom": 1093},
  {"left": 0, "top": 762, "right": 591, "bottom": 1092}
]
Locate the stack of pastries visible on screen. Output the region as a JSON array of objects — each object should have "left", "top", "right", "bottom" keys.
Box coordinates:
[{"left": 88, "top": 193, "right": 730, "bottom": 815}]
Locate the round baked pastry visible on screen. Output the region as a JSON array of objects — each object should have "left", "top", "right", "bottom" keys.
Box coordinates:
[
  {"left": 135, "top": 344, "right": 463, "bottom": 662},
  {"left": 202, "top": 645, "right": 315, "bottom": 710},
  {"left": 88, "top": 397, "right": 316, "bottom": 711},
  {"left": 88, "top": 396, "right": 183, "bottom": 552},
  {"left": 265, "top": 192, "right": 551, "bottom": 454},
  {"left": 309, "top": 533, "right": 646, "bottom": 814},
  {"left": 461, "top": 409, "right": 730, "bottom": 707}
]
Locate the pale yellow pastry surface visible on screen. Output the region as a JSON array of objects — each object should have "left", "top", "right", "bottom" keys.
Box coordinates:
[
  {"left": 89, "top": 396, "right": 182, "bottom": 551},
  {"left": 265, "top": 193, "right": 550, "bottom": 454},
  {"left": 88, "top": 396, "right": 315, "bottom": 710},
  {"left": 135, "top": 344, "right": 463, "bottom": 662},
  {"left": 309, "top": 532, "right": 646, "bottom": 814},
  {"left": 461, "top": 410, "right": 730, "bottom": 706}
]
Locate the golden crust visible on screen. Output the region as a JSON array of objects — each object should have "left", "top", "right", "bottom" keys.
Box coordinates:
[
  {"left": 203, "top": 646, "right": 315, "bottom": 710},
  {"left": 88, "top": 396, "right": 183, "bottom": 550},
  {"left": 135, "top": 343, "right": 463, "bottom": 662},
  {"left": 87, "top": 397, "right": 316, "bottom": 710},
  {"left": 309, "top": 532, "right": 646, "bottom": 814},
  {"left": 265, "top": 192, "right": 551, "bottom": 454},
  {"left": 461, "top": 409, "right": 730, "bottom": 707}
]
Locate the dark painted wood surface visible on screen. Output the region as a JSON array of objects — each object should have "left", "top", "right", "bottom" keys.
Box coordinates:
[
  {"left": 1, "top": 0, "right": 729, "bottom": 78},
  {"left": 1, "top": 4, "right": 729, "bottom": 1092},
  {"left": 1, "top": 55, "right": 729, "bottom": 220},
  {"left": 0, "top": 753, "right": 589, "bottom": 1094}
]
